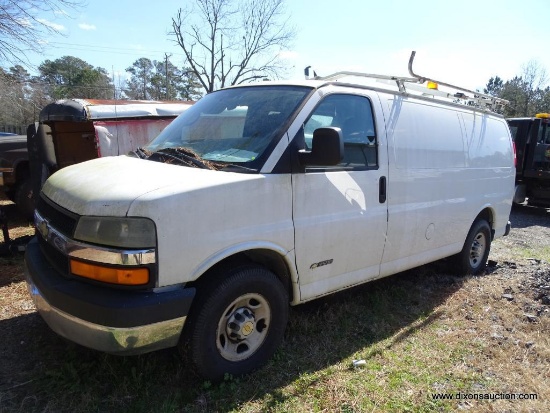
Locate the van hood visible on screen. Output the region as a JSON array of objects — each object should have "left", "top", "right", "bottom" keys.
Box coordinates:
[{"left": 42, "top": 156, "right": 258, "bottom": 216}]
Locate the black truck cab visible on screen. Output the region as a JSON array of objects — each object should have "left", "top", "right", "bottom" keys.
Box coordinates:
[{"left": 507, "top": 113, "right": 550, "bottom": 206}]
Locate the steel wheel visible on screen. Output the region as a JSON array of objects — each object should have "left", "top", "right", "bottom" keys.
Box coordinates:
[
  {"left": 216, "top": 293, "right": 271, "bottom": 361},
  {"left": 469, "top": 231, "right": 487, "bottom": 270},
  {"left": 452, "top": 218, "right": 492, "bottom": 276},
  {"left": 185, "top": 265, "right": 288, "bottom": 381}
]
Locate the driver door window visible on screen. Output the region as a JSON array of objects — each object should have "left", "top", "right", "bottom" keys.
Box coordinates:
[{"left": 304, "top": 94, "right": 377, "bottom": 169}]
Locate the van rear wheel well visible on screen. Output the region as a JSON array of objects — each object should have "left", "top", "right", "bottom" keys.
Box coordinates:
[{"left": 475, "top": 208, "right": 495, "bottom": 239}]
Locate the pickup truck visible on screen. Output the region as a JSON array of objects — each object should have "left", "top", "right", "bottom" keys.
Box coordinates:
[{"left": 0, "top": 130, "right": 32, "bottom": 219}]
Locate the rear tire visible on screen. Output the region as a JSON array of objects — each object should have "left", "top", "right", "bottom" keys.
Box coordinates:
[
  {"left": 14, "top": 177, "right": 34, "bottom": 221},
  {"left": 452, "top": 219, "right": 491, "bottom": 276},
  {"left": 185, "top": 265, "right": 288, "bottom": 381}
]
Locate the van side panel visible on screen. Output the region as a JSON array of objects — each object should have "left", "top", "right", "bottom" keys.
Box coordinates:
[
  {"left": 462, "top": 113, "right": 512, "bottom": 168},
  {"left": 380, "top": 96, "right": 514, "bottom": 276},
  {"left": 392, "top": 100, "right": 466, "bottom": 169},
  {"left": 463, "top": 113, "right": 515, "bottom": 236}
]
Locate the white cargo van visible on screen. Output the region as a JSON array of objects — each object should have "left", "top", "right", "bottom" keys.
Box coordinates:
[{"left": 24, "top": 53, "right": 514, "bottom": 380}]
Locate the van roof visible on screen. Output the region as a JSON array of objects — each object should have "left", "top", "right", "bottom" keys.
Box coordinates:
[{"left": 228, "top": 77, "right": 507, "bottom": 115}]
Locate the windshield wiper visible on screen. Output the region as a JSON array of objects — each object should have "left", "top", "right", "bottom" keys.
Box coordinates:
[
  {"left": 133, "top": 146, "right": 149, "bottom": 159},
  {"left": 140, "top": 146, "right": 255, "bottom": 173},
  {"left": 220, "top": 163, "right": 257, "bottom": 173},
  {"left": 154, "top": 147, "right": 220, "bottom": 170}
]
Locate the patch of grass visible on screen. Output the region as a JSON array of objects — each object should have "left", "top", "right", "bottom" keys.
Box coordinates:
[{"left": 514, "top": 245, "right": 550, "bottom": 262}]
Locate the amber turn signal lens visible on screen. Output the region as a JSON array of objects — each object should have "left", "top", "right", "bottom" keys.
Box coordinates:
[{"left": 70, "top": 259, "right": 149, "bottom": 285}]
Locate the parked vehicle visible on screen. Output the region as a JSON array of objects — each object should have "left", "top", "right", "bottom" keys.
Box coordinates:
[
  {"left": 0, "top": 130, "right": 31, "bottom": 217},
  {"left": 507, "top": 113, "right": 550, "bottom": 206},
  {"left": 24, "top": 52, "right": 515, "bottom": 380},
  {"left": 3, "top": 99, "right": 191, "bottom": 219}
]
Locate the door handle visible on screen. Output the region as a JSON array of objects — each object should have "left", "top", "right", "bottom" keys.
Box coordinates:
[{"left": 379, "top": 176, "right": 387, "bottom": 203}]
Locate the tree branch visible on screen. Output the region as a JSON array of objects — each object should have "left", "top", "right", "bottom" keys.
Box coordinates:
[{"left": 169, "top": 0, "right": 294, "bottom": 93}]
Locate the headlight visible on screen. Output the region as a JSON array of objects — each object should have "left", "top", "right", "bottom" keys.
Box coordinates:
[{"left": 74, "top": 217, "right": 156, "bottom": 248}]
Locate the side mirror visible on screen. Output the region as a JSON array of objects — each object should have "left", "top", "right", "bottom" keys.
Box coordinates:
[{"left": 298, "top": 127, "right": 344, "bottom": 166}]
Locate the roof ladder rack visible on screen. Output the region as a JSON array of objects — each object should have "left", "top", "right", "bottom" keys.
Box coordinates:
[
  {"left": 307, "top": 51, "right": 509, "bottom": 112},
  {"left": 309, "top": 70, "right": 420, "bottom": 93},
  {"left": 406, "top": 51, "right": 509, "bottom": 112}
]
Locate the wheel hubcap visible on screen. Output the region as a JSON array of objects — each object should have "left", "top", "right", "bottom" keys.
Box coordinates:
[
  {"left": 227, "top": 307, "right": 255, "bottom": 339},
  {"left": 469, "top": 232, "right": 486, "bottom": 268},
  {"left": 216, "top": 293, "right": 271, "bottom": 362}
]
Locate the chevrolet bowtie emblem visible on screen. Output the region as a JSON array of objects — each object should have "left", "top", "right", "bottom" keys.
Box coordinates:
[{"left": 37, "top": 218, "right": 49, "bottom": 239}]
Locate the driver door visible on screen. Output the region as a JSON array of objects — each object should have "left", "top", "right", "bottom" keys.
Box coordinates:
[{"left": 292, "top": 92, "right": 389, "bottom": 301}]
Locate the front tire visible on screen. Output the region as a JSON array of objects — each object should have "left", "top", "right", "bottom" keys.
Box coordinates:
[
  {"left": 187, "top": 266, "right": 289, "bottom": 381},
  {"left": 452, "top": 219, "right": 491, "bottom": 276}
]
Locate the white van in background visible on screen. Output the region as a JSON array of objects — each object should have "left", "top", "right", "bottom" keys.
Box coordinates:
[{"left": 24, "top": 52, "right": 515, "bottom": 381}]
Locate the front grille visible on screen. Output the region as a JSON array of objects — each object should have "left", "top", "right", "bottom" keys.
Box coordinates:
[
  {"left": 36, "top": 193, "right": 80, "bottom": 278},
  {"left": 38, "top": 236, "right": 69, "bottom": 276},
  {"left": 36, "top": 194, "right": 79, "bottom": 237}
]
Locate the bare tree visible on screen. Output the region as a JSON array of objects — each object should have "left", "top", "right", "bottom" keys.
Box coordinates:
[
  {"left": 520, "top": 60, "right": 548, "bottom": 116},
  {"left": 0, "top": 0, "right": 83, "bottom": 65},
  {"left": 485, "top": 60, "right": 550, "bottom": 117},
  {"left": 170, "top": 0, "right": 295, "bottom": 93},
  {"left": 0, "top": 65, "right": 48, "bottom": 131}
]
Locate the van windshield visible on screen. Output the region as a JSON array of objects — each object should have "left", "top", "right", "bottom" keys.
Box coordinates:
[{"left": 144, "top": 85, "right": 312, "bottom": 171}]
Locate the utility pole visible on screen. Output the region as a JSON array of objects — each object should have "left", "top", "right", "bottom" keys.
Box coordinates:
[
  {"left": 165, "top": 53, "right": 171, "bottom": 100},
  {"left": 112, "top": 66, "right": 116, "bottom": 99}
]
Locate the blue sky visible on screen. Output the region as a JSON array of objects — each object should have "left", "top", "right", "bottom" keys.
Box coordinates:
[{"left": 16, "top": 0, "right": 550, "bottom": 92}]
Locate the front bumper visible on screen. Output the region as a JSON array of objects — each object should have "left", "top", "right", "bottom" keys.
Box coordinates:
[{"left": 24, "top": 238, "right": 195, "bottom": 355}]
